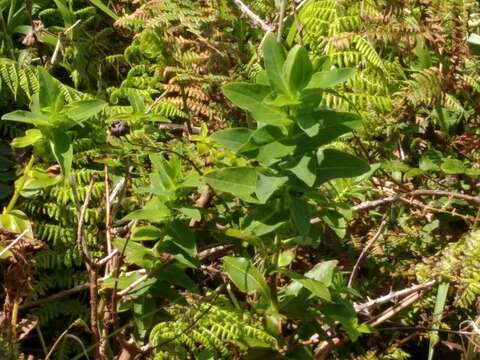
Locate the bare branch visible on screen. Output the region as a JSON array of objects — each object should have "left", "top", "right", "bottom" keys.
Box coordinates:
[
  {"left": 0, "top": 230, "right": 28, "bottom": 257},
  {"left": 231, "top": 0, "right": 274, "bottom": 32},
  {"left": 354, "top": 280, "right": 436, "bottom": 313},
  {"left": 348, "top": 218, "right": 388, "bottom": 287},
  {"left": 367, "top": 291, "right": 425, "bottom": 327},
  {"left": 310, "top": 189, "right": 480, "bottom": 224}
]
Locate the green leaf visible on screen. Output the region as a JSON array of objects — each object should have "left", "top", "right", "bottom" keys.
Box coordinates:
[
  {"left": 210, "top": 128, "right": 253, "bottom": 151},
  {"left": 441, "top": 158, "right": 465, "bottom": 175},
  {"left": 320, "top": 302, "right": 368, "bottom": 341},
  {"left": 223, "top": 83, "right": 292, "bottom": 126},
  {"left": 242, "top": 205, "right": 287, "bottom": 236},
  {"left": 11, "top": 129, "right": 43, "bottom": 148},
  {"left": 177, "top": 207, "right": 201, "bottom": 221},
  {"left": 64, "top": 99, "right": 107, "bottom": 123},
  {"left": 123, "top": 197, "right": 171, "bottom": 221},
  {"left": 205, "top": 167, "right": 258, "bottom": 202},
  {"left": 48, "top": 129, "right": 73, "bottom": 176},
  {"left": 223, "top": 256, "right": 271, "bottom": 301},
  {"left": 283, "top": 45, "right": 312, "bottom": 93},
  {"left": 155, "top": 262, "right": 198, "bottom": 291},
  {"left": 239, "top": 126, "right": 295, "bottom": 164},
  {"left": 262, "top": 33, "right": 289, "bottom": 95},
  {"left": 2, "top": 110, "right": 50, "bottom": 127},
  {"left": 287, "top": 154, "right": 316, "bottom": 187},
  {"left": 160, "top": 220, "right": 198, "bottom": 268},
  {"left": 133, "top": 296, "right": 156, "bottom": 339},
  {"left": 316, "top": 150, "right": 370, "bottom": 184},
  {"left": 321, "top": 209, "right": 347, "bottom": 238},
  {"left": 222, "top": 83, "right": 271, "bottom": 111},
  {"left": 284, "top": 260, "right": 337, "bottom": 297},
  {"left": 0, "top": 210, "right": 33, "bottom": 237},
  {"left": 281, "top": 270, "right": 331, "bottom": 301},
  {"left": 251, "top": 103, "right": 292, "bottom": 127},
  {"left": 306, "top": 68, "right": 355, "bottom": 89},
  {"left": 131, "top": 225, "right": 163, "bottom": 242},
  {"left": 419, "top": 150, "right": 442, "bottom": 172},
  {"left": 255, "top": 173, "right": 288, "bottom": 203},
  {"left": 225, "top": 228, "right": 263, "bottom": 248},
  {"left": 38, "top": 67, "right": 60, "bottom": 108},
  {"left": 428, "top": 282, "right": 450, "bottom": 360},
  {"left": 22, "top": 168, "right": 61, "bottom": 193},
  {"left": 297, "top": 110, "right": 360, "bottom": 138},
  {"left": 88, "top": 0, "right": 118, "bottom": 20},
  {"left": 278, "top": 249, "right": 295, "bottom": 267},
  {"left": 308, "top": 260, "right": 337, "bottom": 287},
  {"left": 114, "top": 238, "right": 157, "bottom": 269},
  {"left": 239, "top": 125, "right": 286, "bottom": 153},
  {"left": 289, "top": 197, "right": 311, "bottom": 237}
]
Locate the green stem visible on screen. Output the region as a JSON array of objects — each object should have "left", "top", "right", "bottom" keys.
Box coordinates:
[
  {"left": 269, "top": 235, "right": 281, "bottom": 312},
  {"left": 276, "top": 0, "right": 287, "bottom": 41},
  {"left": 0, "top": 12, "right": 15, "bottom": 59},
  {"left": 4, "top": 155, "right": 35, "bottom": 214}
]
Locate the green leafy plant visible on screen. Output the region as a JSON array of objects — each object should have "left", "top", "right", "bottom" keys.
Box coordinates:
[{"left": 2, "top": 68, "right": 106, "bottom": 176}]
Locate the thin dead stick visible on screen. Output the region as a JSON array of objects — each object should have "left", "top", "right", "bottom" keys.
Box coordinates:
[
  {"left": 411, "top": 190, "right": 480, "bottom": 206},
  {"left": 189, "top": 185, "right": 213, "bottom": 228},
  {"left": 231, "top": 0, "right": 273, "bottom": 32},
  {"left": 104, "top": 165, "right": 112, "bottom": 275},
  {"left": 51, "top": 19, "right": 82, "bottom": 64},
  {"left": 44, "top": 320, "right": 87, "bottom": 360},
  {"left": 71, "top": 176, "right": 97, "bottom": 267},
  {"left": 310, "top": 189, "right": 480, "bottom": 224},
  {"left": 277, "top": 0, "right": 287, "bottom": 40},
  {"left": 315, "top": 289, "right": 430, "bottom": 359},
  {"left": 20, "top": 270, "right": 147, "bottom": 310},
  {"left": 21, "top": 245, "right": 233, "bottom": 310},
  {"left": 71, "top": 175, "right": 101, "bottom": 358},
  {"left": 0, "top": 229, "right": 28, "bottom": 257},
  {"left": 348, "top": 218, "right": 388, "bottom": 287},
  {"left": 368, "top": 291, "right": 425, "bottom": 327},
  {"left": 398, "top": 196, "right": 474, "bottom": 223},
  {"left": 354, "top": 280, "right": 436, "bottom": 313},
  {"left": 97, "top": 249, "right": 119, "bottom": 267},
  {"left": 117, "top": 274, "right": 149, "bottom": 297}
]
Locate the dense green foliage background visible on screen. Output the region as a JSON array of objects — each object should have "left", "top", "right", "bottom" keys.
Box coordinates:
[{"left": 1, "top": 0, "right": 480, "bottom": 359}]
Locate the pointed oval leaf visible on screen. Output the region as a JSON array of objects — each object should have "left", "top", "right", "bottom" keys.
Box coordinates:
[
  {"left": 2, "top": 110, "right": 50, "bottom": 127},
  {"left": 222, "top": 83, "right": 271, "bottom": 111},
  {"left": 262, "top": 33, "right": 289, "bottom": 95},
  {"left": 65, "top": 99, "right": 107, "bottom": 123},
  {"left": 281, "top": 270, "right": 331, "bottom": 301},
  {"left": 286, "top": 154, "right": 317, "bottom": 187},
  {"left": 205, "top": 167, "right": 258, "bottom": 203},
  {"left": 283, "top": 45, "right": 312, "bottom": 93},
  {"left": 38, "top": 67, "right": 60, "bottom": 108},
  {"left": 48, "top": 129, "right": 73, "bottom": 176},
  {"left": 307, "top": 68, "right": 355, "bottom": 89},
  {"left": 210, "top": 128, "right": 254, "bottom": 151},
  {"left": 223, "top": 256, "right": 271, "bottom": 301},
  {"left": 251, "top": 103, "right": 292, "bottom": 127},
  {"left": 11, "top": 129, "right": 43, "bottom": 148},
  {"left": 298, "top": 110, "right": 360, "bottom": 139},
  {"left": 316, "top": 149, "right": 370, "bottom": 184}
]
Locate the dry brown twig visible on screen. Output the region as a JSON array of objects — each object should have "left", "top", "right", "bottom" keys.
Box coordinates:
[
  {"left": 231, "top": 0, "right": 273, "bottom": 32},
  {"left": 310, "top": 188, "right": 480, "bottom": 224},
  {"left": 189, "top": 185, "right": 213, "bottom": 227},
  {"left": 314, "top": 286, "right": 433, "bottom": 359},
  {"left": 348, "top": 217, "right": 388, "bottom": 287}
]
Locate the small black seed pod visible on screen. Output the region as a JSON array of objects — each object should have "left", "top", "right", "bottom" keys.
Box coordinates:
[{"left": 109, "top": 120, "right": 130, "bottom": 137}]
